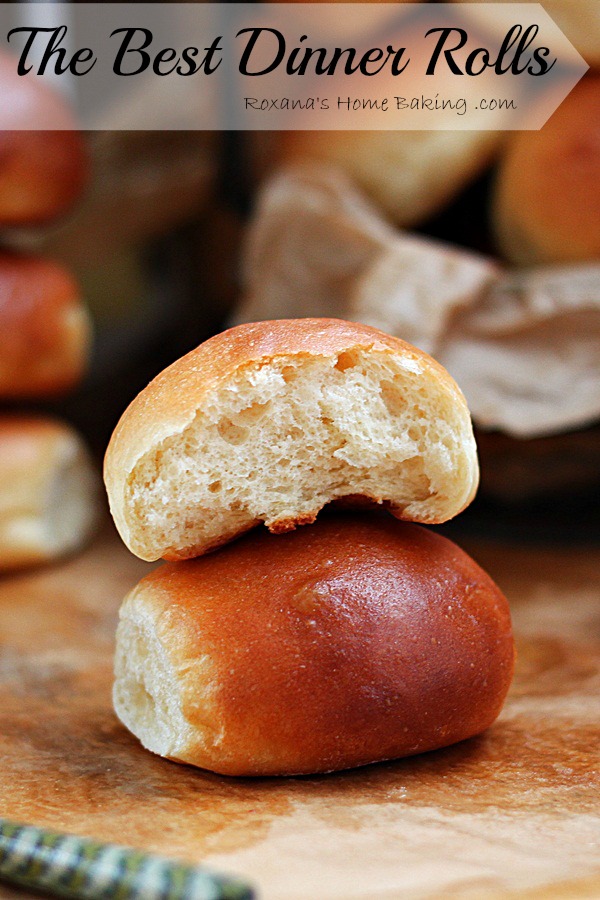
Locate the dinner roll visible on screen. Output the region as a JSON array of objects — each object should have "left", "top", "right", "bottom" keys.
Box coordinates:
[
  {"left": 0, "top": 55, "right": 87, "bottom": 225},
  {"left": 270, "top": 10, "right": 506, "bottom": 227},
  {"left": 493, "top": 75, "right": 600, "bottom": 265},
  {"left": 0, "top": 130, "right": 87, "bottom": 226},
  {"left": 104, "top": 319, "right": 479, "bottom": 562},
  {"left": 113, "top": 514, "right": 514, "bottom": 776},
  {"left": 0, "top": 417, "right": 99, "bottom": 570},
  {"left": 278, "top": 129, "right": 501, "bottom": 228},
  {"left": 0, "top": 254, "right": 91, "bottom": 398}
]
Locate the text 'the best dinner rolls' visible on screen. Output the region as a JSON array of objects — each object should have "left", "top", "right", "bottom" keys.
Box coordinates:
[
  {"left": 104, "top": 319, "right": 479, "bottom": 562},
  {"left": 113, "top": 514, "right": 515, "bottom": 776},
  {"left": 0, "top": 254, "right": 91, "bottom": 398},
  {"left": 0, "top": 417, "right": 99, "bottom": 570}
]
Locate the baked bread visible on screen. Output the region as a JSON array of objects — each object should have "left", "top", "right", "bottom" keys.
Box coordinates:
[
  {"left": 269, "top": 12, "right": 505, "bottom": 227},
  {"left": 104, "top": 319, "right": 479, "bottom": 562},
  {"left": 277, "top": 129, "right": 502, "bottom": 228},
  {"left": 493, "top": 74, "right": 600, "bottom": 265},
  {"left": 0, "top": 254, "right": 91, "bottom": 398},
  {"left": 0, "top": 55, "right": 87, "bottom": 225},
  {"left": 0, "top": 417, "right": 99, "bottom": 570},
  {"left": 113, "top": 513, "right": 514, "bottom": 776}
]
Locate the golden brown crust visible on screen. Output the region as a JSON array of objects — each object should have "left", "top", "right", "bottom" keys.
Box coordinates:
[
  {"left": 0, "top": 131, "right": 87, "bottom": 226},
  {"left": 104, "top": 318, "right": 475, "bottom": 558},
  {"left": 116, "top": 514, "right": 515, "bottom": 776},
  {"left": 0, "top": 55, "right": 87, "bottom": 225},
  {"left": 0, "top": 253, "right": 90, "bottom": 398},
  {"left": 493, "top": 74, "right": 600, "bottom": 265},
  {"left": 277, "top": 130, "right": 500, "bottom": 228}
]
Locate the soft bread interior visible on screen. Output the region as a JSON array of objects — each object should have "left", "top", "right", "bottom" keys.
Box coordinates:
[
  {"left": 125, "top": 349, "right": 477, "bottom": 560},
  {"left": 114, "top": 591, "right": 221, "bottom": 763}
]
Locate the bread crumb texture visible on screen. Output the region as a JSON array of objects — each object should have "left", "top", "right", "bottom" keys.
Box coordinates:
[{"left": 120, "top": 339, "right": 476, "bottom": 560}]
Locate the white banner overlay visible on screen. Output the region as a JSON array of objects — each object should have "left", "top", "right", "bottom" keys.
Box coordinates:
[{"left": 0, "top": 3, "right": 589, "bottom": 129}]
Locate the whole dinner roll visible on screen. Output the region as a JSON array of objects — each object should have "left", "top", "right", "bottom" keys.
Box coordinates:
[
  {"left": 0, "top": 54, "right": 87, "bottom": 225},
  {"left": 493, "top": 75, "right": 600, "bottom": 265},
  {"left": 113, "top": 514, "right": 515, "bottom": 776},
  {"left": 104, "top": 319, "right": 479, "bottom": 562},
  {"left": 277, "top": 129, "right": 501, "bottom": 228},
  {"left": 0, "top": 416, "right": 99, "bottom": 570},
  {"left": 271, "top": 12, "right": 506, "bottom": 227},
  {"left": 0, "top": 254, "right": 91, "bottom": 398}
]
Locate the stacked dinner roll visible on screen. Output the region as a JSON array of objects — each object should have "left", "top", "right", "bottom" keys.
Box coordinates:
[
  {"left": 106, "top": 318, "right": 514, "bottom": 777},
  {"left": 0, "top": 55, "right": 99, "bottom": 570}
]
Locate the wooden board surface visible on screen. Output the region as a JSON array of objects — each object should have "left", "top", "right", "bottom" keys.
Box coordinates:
[{"left": 0, "top": 521, "right": 599, "bottom": 899}]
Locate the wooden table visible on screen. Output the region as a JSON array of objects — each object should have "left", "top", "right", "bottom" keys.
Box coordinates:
[{"left": 0, "top": 522, "right": 598, "bottom": 899}]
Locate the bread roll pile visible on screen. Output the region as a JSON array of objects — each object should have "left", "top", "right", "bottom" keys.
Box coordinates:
[
  {"left": 0, "top": 58, "right": 99, "bottom": 571},
  {"left": 106, "top": 318, "right": 514, "bottom": 776}
]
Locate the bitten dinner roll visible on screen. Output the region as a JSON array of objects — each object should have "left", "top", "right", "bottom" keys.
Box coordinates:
[
  {"left": 493, "top": 75, "right": 600, "bottom": 266},
  {"left": 104, "top": 319, "right": 479, "bottom": 562},
  {"left": 0, "top": 417, "right": 99, "bottom": 570},
  {"left": 0, "top": 254, "right": 91, "bottom": 398},
  {"left": 113, "top": 514, "right": 515, "bottom": 776},
  {"left": 0, "top": 54, "right": 87, "bottom": 225}
]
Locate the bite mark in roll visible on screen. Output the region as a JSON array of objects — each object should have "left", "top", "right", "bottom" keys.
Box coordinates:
[{"left": 104, "top": 319, "right": 479, "bottom": 562}]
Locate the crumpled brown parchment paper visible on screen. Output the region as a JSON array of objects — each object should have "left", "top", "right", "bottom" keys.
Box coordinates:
[{"left": 237, "top": 166, "right": 600, "bottom": 439}]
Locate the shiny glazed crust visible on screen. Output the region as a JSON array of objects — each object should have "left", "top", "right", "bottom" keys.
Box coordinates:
[
  {"left": 0, "top": 254, "right": 90, "bottom": 398},
  {"left": 113, "top": 514, "right": 515, "bottom": 776},
  {"left": 104, "top": 318, "right": 479, "bottom": 561}
]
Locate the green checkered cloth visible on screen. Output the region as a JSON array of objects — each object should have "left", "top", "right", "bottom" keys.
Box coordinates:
[{"left": 0, "top": 818, "right": 254, "bottom": 900}]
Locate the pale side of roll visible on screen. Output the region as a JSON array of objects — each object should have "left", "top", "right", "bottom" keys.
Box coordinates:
[
  {"left": 113, "top": 515, "right": 514, "bottom": 777},
  {"left": 0, "top": 417, "right": 100, "bottom": 570},
  {"left": 440, "top": 263, "right": 600, "bottom": 437},
  {"left": 277, "top": 129, "right": 502, "bottom": 230},
  {"left": 104, "top": 319, "right": 479, "bottom": 562}
]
